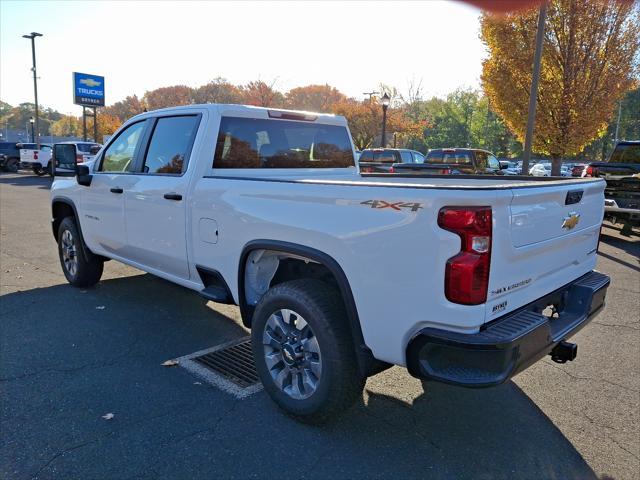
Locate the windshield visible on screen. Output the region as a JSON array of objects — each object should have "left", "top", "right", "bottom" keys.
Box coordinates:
[{"left": 609, "top": 143, "right": 640, "bottom": 164}]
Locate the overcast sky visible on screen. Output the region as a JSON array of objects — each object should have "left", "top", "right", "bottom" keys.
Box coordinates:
[{"left": 1, "top": 1, "right": 486, "bottom": 113}]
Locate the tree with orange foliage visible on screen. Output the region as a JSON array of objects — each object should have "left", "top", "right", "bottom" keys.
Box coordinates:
[
  {"left": 104, "top": 95, "right": 146, "bottom": 121},
  {"left": 481, "top": 0, "right": 639, "bottom": 173},
  {"left": 331, "top": 97, "right": 426, "bottom": 150},
  {"left": 285, "top": 84, "right": 347, "bottom": 112},
  {"left": 86, "top": 113, "right": 122, "bottom": 143},
  {"left": 142, "top": 85, "right": 194, "bottom": 110},
  {"left": 241, "top": 80, "right": 284, "bottom": 107},
  {"left": 193, "top": 77, "right": 244, "bottom": 104}
]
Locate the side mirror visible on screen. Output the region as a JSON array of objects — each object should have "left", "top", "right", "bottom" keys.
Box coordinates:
[
  {"left": 53, "top": 144, "right": 78, "bottom": 177},
  {"left": 77, "top": 164, "right": 93, "bottom": 186}
]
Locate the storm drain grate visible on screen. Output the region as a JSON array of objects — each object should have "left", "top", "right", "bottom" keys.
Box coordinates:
[
  {"left": 176, "top": 337, "right": 263, "bottom": 398},
  {"left": 193, "top": 339, "right": 259, "bottom": 388}
]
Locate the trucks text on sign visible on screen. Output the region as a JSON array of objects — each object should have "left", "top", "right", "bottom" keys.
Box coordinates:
[{"left": 73, "top": 72, "right": 105, "bottom": 107}]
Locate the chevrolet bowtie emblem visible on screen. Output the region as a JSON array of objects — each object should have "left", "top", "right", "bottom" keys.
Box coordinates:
[{"left": 562, "top": 212, "right": 580, "bottom": 230}]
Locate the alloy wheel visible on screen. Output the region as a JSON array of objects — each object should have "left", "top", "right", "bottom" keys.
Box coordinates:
[{"left": 262, "top": 308, "right": 322, "bottom": 400}]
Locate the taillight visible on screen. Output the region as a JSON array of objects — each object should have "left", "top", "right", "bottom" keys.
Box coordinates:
[
  {"left": 389, "top": 165, "right": 395, "bottom": 173},
  {"left": 76, "top": 154, "right": 84, "bottom": 164},
  {"left": 585, "top": 165, "right": 597, "bottom": 177},
  {"left": 438, "top": 207, "right": 492, "bottom": 305},
  {"left": 33, "top": 152, "right": 38, "bottom": 160}
]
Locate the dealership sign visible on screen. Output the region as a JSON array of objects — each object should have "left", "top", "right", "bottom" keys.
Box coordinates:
[{"left": 73, "top": 72, "right": 105, "bottom": 107}]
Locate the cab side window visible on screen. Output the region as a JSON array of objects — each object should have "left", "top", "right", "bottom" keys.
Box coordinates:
[
  {"left": 100, "top": 122, "right": 146, "bottom": 173},
  {"left": 142, "top": 116, "right": 199, "bottom": 174}
]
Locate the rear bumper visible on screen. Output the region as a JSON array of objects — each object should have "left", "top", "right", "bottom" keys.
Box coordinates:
[
  {"left": 406, "top": 271, "right": 610, "bottom": 387},
  {"left": 604, "top": 203, "right": 640, "bottom": 223}
]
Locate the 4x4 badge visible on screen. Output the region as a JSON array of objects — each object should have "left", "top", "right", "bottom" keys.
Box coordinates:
[
  {"left": 360, "top": 200, "right": 423, "bottom": 212},
  {"left": 562, "top": 212, "right": 580, "bottom": 230}
]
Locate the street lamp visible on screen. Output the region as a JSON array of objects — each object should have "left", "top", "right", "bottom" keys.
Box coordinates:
[
  {"left": 22, "top": 32, "right": 43, "bottom": 148},
  {"left": 29, "top": 117, "right": 35, "bottom": 142},
  {"left": 380, "top": 92, "right": 391, "bottom": 148}
]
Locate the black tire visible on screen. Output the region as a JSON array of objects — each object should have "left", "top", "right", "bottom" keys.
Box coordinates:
[
  {"left": 6, "top": 158, "right": 18, "bottom": 173},
  {"left": 57, "top": 216, "right": 103, "bottom": 287},
  {"left": 251, "top": 279, "right": 365, "bottom": 423},
  {"left": 33, "top": 166, "right": 46, "bottom": 176}
]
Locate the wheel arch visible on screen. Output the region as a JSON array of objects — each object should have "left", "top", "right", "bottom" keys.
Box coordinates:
[
  {"left": 51, "top": 197, "right": 94, "bottom": 262},
  {"left": 238, "top": 239, "right": 388, "bottom": 377}
]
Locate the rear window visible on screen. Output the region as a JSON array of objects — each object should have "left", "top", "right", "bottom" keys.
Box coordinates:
[
  {"left": 213, "top": 117, "right": 354, "bottom": 169},
  {"left": 610, "top": 143, "right": 640, "bottom": 164},
  {"left": 19, "top": 143, "right": 37, "bottom": 150},
  {"left": 374, "top": 151, "right": 397, "bottom": 163},
  {"left": 77, "top": 143, "right": 100, "bottom": 153},
  {"left": 426, "top": 150, "right": 472, "bottom": 165}
]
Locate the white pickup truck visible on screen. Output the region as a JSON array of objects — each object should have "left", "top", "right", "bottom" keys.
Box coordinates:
[
  {"left": 20, "top": 144, "right": 52, "bottom": 175},
  {"left": 50, "top": 104, "right": 610, "bottom": 422}
]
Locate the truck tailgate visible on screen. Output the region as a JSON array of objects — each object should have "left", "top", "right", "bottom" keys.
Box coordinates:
[{"left": 485, "top": 180, "right": 605, "bottom": 322}]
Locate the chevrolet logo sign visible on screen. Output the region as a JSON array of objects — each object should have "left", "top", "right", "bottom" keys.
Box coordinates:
[
  {"left": 79, "top": 78, "right": 101, "bottom": 87},
  {"left": 562, "top": 212, "right": 581, "bottom": 230}
]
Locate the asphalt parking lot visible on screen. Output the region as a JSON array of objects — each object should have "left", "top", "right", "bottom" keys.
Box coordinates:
[{"left": 1, "top": 172, "right": 638, "bottom": 480}]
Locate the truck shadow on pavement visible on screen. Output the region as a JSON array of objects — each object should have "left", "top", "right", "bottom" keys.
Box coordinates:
[
  {"left": 1, "top": 273, "right": 597, "bottom": 480},
  {"left": 0, "top": 172, "right": 52, "bottom": 190}
]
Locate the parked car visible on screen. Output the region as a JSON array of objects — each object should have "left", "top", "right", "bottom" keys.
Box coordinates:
[
  {"left": 50, "top": 104, "right": 609, "bottom": 422},
  {"left": 529, "top": 162, "right": 551, "bottom": 176},
  {"left": 20, "top": 144, "right": 53, "bottom": 176},
  {"left": 358, "top": 148, "right": 425, "bottom": 173},
  {"left": 582, "top": 140, "right": 640, "bottom": 229},
  {"left": 0, "top": 142, "right": 33, "bottom": 172},
  {"left": 392, "top": 148, "right": 503, "bottom": 175},
  {"left": 571, "top": 163, "right": 587, "bottom": 177},
  {"left": 499, "top": 160, "right": 521, "bottom": 175}
]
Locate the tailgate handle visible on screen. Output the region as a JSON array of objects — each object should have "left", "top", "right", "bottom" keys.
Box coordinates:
[{"left": 565, "top": 190, "right": 583, "bottom": 205}]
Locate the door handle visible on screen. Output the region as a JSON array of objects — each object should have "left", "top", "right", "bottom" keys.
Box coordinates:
[
  {"left": 163, "top": 193, "right": 182, "bottom": 201},
  {"left": 110, "top": 187, "right": 123, "bottom": 194}
]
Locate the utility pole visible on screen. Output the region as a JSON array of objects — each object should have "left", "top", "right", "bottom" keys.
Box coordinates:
[
  {"left": 23, "top": 32, "right": 43, "bottom": 149},
  {"left": 363, "top": 91, "right": 380, "bottom": 102},
  {"left": 521, "top": 4, "right": 547, "bottom": 175}
]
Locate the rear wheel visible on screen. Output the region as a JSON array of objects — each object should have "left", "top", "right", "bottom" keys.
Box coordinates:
[
  {"left": 251, "top": 279, "right": 365, "bottom": 423},
  {"left": 57, "top": 217, "right": 103, "bottom": 287},
  {"left": 33, "top": 165, "right": 46, "bottom": 176},
  {"left": 5, "top": 158, "right": 18, "bottom": 173}
]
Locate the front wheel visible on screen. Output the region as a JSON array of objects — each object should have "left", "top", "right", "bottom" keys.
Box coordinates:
[
  {"left": 57, "top": 217, "right": 103, "bottom": 287},
  {"left": 251, "top": 279, "right": 365, "bottom": 423}
]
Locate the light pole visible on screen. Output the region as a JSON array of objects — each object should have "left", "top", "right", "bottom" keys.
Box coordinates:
[
  {"left": 521, "top": 4, "right": 546, "bottom": 175},
  {"left": 380, "top": 92, "right": 390, "bottom": 148},
  {"left": 29, "top": 117, "right": 35, "bottom": 142},
  {"left": 22, "top": 32, "right": 43, "bottom": 149}
]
